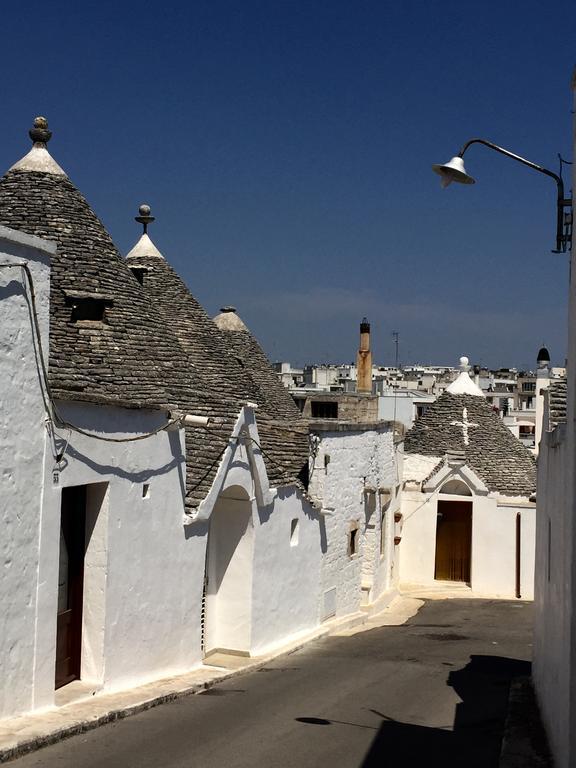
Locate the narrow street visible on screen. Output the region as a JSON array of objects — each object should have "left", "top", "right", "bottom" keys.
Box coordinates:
[{"left": 11, "top": 599, "right": 532, "bottom": 768}]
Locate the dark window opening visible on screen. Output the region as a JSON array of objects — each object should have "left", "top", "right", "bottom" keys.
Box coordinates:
[
  {"left": 68, "top": 298, "right": 109, "bottom": 323},
  {"left": 130, "top": 268, "right": 147, "bottom": 285},
  {"left": 311, "top": 401, "right": 338, "bottom": 419},
  {"left": 349, "top": 526, "right": 358, "bottom": 556},
  {"left": 292, "top": 397, "right": 305, "bottom": 413}
]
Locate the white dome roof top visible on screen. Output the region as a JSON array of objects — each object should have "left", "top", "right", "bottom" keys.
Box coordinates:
[
  {"left": 126, "top": 233, "right": 164, "bottom": 260},
  {"left": 9, "top": 117, "right": 66, "bottom": 176},
  {"left": 213, "top": 306, "right": 249, "bottom": 332},
  {"left": 445, "top": 356, "right": 484, "bottom": 397}
]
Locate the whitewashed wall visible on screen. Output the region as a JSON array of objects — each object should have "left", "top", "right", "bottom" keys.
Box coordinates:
[
  {"left": 472, "top": 499, "right": 535, "bottom": 600},
  {"left": 533, "top": 416, "right": 572, "bottom": 768},
  {"left": 202, "top": 434, "right": 323, "bottom": 657},
  {"left": 0, "top": 227, "right": 55, "bottom": 720},
  {"left": 35, "top": 401, "right": 200, "bottom": 707},
  {"left": 400, "top": 485, "right": 535, "bottom": 599},
  {"left": 532, "top": 74, "right": 576, "bottom": 768},
  {"left": 251, "top": 488, "right": 322, "bottom": 654},
  {"left": 309, "top": 425, "right": 400, "bottom": 620}
]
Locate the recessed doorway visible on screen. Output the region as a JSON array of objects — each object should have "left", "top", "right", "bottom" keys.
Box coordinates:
[
  {"left": 55, "top": 482, "right": 108, "bottom": 690},
  {"left": 56, "top": 486, "right": 87, "bottom": 689},
  {"left": 204, "top": 487, "right": 254, "bottom": 656},
  {"left": 434, "top": 500, "right": 472, "bottom": 583}
]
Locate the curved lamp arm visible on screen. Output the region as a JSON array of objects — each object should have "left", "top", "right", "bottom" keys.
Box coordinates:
[{"left": 458, "top": 138, "right": 571, "bottom": 253}]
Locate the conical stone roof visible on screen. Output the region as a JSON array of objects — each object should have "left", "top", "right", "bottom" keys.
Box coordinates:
[
  {"left": 404, "top": 392, "right": 536, "bottom": 496},
  {"left": 213, "top": 306, "right": 304, "bottom": 422},
  {"left": 125, "top": 220, "right": 308, "bottom": 507},
  {"left": 0, "top": 119, "right": 191, "bottom": 409}
]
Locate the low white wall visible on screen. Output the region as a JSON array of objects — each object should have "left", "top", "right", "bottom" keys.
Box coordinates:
[
  {"left": 0, "top": 229, "right": 54, "bottom": 720},
  {"left": 400, "top": 490, "right": 438, "bottom": 584},
  {"left": 472, "top": 499, "right": 535, "bottom": 600},
  {"left": 251, "top": 488, "right": 322, "bottom": 654}
]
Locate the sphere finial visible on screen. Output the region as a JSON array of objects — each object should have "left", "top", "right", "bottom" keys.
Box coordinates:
[
  {"left": 29, "top": 116, "right": 52, "bottom": 145},
  {"left": 135, "top": 203, "right": 155, "bottom": 234},
  {"left": 459, "top": 356, "right": 470, "bottom": 372}
]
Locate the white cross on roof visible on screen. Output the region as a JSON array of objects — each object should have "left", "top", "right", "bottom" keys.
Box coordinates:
[{"left": 450, "top": 407, "right": 479, "bottom": 446}]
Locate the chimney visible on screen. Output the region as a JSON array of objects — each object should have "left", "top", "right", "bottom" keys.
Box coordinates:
[{"left": 356, "top": 317, "right": 372, "bottom": 393}]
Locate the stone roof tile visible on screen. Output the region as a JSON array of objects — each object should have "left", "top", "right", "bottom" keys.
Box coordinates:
[
  {"left": 0, "top": 167, "right": 192, "bottom": 409},
  {"left": 548, "top": 378, "right": 567, "bottom": 429},
  {"left": 404, "top": 392, "right": 536, "bottom": 496}
]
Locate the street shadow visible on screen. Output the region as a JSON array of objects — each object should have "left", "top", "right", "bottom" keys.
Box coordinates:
[
  {"left": 360, "top": 655, "right": 530, "bottom": 767},
  {"left": 295, "top": 655, "right": 530, "bottom": 768}
]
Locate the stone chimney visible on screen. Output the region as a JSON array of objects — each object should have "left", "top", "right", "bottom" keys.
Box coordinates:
[{"left": 356, "top": 317, "right": 372, "bottom": 393}]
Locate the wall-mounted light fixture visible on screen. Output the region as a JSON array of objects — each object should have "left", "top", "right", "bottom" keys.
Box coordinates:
[{"left": 433, "top": 138, "right": 572, "bottom": 253}]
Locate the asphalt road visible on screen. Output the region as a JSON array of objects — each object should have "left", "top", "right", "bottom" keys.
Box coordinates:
[{"left": 11, "top": 599, "right": 533, "bottom": 768}]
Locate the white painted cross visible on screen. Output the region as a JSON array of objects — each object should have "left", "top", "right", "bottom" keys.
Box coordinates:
[{"left": 451, "top": 407, "right": 479, "bottom": 446}]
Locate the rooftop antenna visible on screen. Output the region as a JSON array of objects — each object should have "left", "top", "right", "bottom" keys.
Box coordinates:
[{"left": 392, "top": 331, "right": 399, "bottom": 368}]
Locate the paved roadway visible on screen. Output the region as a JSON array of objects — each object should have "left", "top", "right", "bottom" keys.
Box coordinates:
[{"left": 12, "top": 599, "right": 532, "bottom": 768}]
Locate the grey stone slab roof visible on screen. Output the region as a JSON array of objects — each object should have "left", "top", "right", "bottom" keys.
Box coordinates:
[
  {"left": 548, "top": 378, "right": 567, "bottom": 428},
  {"left": 125, "top": 251, "right": 309, "bottom": 506},
  {"left": 0, "top": 131, "right": 308, "bottom": 508},
  {"left": 404, "top": 392, "right": 536, "bottom": 496},
  {"left": 214, "top": 319, "right": 304, "bottom": 423},
  {"left": 0, "top": 168, "right": 192, "bottom": 409}
]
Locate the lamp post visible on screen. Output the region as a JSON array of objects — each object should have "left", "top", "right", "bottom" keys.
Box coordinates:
[{"left": 432, "top": 138, "right": 573, "bottom": 253}]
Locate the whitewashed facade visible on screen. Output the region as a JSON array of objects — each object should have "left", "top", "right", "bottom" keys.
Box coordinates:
[
  {"left": 308, "top": 423, "right": 401, "bottom": 619},
  {"left": 532, "top": 72, "right": 576, "bottom": 768},
  {"left": 0, "top": 123, "right": 400, "bottom": 725}
]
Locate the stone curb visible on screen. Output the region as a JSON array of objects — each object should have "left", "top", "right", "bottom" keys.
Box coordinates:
[{"left": 0, "top": 591, "right": 400, "bottom": 764}]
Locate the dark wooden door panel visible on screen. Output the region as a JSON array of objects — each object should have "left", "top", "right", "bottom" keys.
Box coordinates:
[
  {"left": 434, "top": 501, "right": 472, "bottom": 583},
  {"left": 55, "top": 486, "right": 86, "bottom": 690}
]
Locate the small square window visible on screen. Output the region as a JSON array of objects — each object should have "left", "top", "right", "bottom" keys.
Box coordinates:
[
  {"left": 349, "top": 524, "right": 359, "bottom": 557},
  {"left": 142, "top": 483, "right": 150, "bottom": 499},
  {"left": 131, "top": 267, "right": 147, "bottom": 285}
]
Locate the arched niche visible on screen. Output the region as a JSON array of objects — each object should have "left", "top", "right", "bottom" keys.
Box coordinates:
[
  {"left": 205, "top": 485, "right": 254, "bottom": 654},
  {"left": 440, "top": 479, "right": 472, "bottom": 496}
]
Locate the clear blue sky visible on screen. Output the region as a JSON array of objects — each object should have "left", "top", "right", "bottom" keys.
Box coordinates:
[{"left": 1, "top": 0, "right": 574, "bottom": 369}]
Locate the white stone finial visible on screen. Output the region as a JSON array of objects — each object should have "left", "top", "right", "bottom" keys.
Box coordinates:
[{"left": 446, "top": 354, "right": 484, "bottom": 397}]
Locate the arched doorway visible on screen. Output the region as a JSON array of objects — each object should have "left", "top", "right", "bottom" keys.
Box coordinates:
[
  {"left": 204, "top": 486, "right": 254, "bottom": 655},
  {"left": 434, "top": 498, "right": 472, "bottom": 583}
]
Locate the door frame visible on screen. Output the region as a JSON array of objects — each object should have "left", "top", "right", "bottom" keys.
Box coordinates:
[{"left": 434, "top": 498, "right": 473, "bottom": 584}]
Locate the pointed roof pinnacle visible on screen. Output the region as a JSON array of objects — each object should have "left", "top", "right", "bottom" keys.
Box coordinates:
[
  {"left": 213, "top": 306, "right": 249, "bottom": 331},
  {"left": 9, "top": 116, "right": 66, "bottom": 176},
  {"left": 126, "top": 205, "right": 164, "bottom": 260},
  {"left": 445, "top": 356, "right": 485, "bottom": 397},
  {"left": 29, "top": 116, "right": 52, "bottom": 145},
  {"left": 135, "top": 203, "right": 155, "bottom": 235}
]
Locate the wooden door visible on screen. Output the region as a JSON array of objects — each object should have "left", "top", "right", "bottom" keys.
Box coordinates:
[
  {"left": 55, "top": 486, "right": 86, "bottom": 689},
  {"left": 434, "top": 500, "right": 472, "bottom": 583}
]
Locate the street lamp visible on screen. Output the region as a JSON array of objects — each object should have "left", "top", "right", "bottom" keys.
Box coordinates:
[{"left": 432, "top": 138, "right": 573, "bottom": 253}]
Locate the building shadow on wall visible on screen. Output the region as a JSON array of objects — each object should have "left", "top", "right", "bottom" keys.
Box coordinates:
[{"left": 297, "top": 655, "right": 530, "bottom": 768}]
